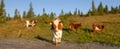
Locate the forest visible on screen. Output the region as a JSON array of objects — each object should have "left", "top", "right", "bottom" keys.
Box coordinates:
[{"left": 0, "top": 0, "right": 120, "bottom": 23}]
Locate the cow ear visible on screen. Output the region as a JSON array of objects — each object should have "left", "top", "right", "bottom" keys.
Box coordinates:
[
  {"left": 49, "top": 21, "right": 53, "bottom": 25},
  {"left": 59, "top": 21, "right": 63, "bottom": 25}
]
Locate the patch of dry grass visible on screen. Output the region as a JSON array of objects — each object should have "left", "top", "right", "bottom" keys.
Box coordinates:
[{"left": 0, "top": 14, "right": 120, "bottom": 44}]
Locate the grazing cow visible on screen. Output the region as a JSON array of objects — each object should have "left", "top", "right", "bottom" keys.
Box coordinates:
[
  {"left": 69, "top": 23, "right": 82, "bottom": 31},
  {"left": 49, "top": 18, "right": 63, "bottom": 46},
  {"left": 92, "top": 24, "right": 104, "bottom": 33},
  {"left": 26, "top": 20, "right": 37, "bottom": 28}
]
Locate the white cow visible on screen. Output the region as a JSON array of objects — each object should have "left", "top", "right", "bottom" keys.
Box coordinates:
[
  {"left": 50, "top": 18, "right": 63, "bottom": 46},
  {"left": 26, "top": 20, "right": 37, "bottom": 28}
]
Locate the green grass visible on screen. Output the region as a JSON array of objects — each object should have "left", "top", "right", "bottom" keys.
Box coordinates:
[{"left": 0, "top": 14, "right": 120, "bottom": 45}]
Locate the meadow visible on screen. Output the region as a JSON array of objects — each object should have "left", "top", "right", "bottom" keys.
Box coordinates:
[{"left": 0, "top": 14, "right": 120, "bottom": 45}]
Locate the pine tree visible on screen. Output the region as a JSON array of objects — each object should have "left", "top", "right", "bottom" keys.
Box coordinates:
[
  {"left": 110, "top": 6, "right": 115, "bottom": 14},
  {"left": 42, "top": 8, "right": 46, "bottom": 16},
  {"left": 87, "top": 9, "right": 92, "bottom": 16},
  {"left": 27, "top": 2, "right": 34, "bottom": 18},
  {"left": 98, "top": 2, "right": 104, "bottom": 15},
  {"left": 50, "top": 12, "right": 55, "bottom": 19},
  {"left": 8, "top": 13, "right": 10, "bottom": 17},
  {"left": 22, "top": 11, "right": 27, "bottom": 18},
  {"left": 92, "top": 0, "right": 95, "bottom": 12},
  {"left": 119, "top": 5, "right": 120, "bottom": 13},
  {"left": 42, "top": 8, "right": 48, "bottom": 18},
  {"left": 7, "top": 13, "right": 11, "bottom": 20},
  {"left": 74, "top": 8, "right": 77, "bottom": 16},
  {"left": 104, "top": 5, "right": 109, "bottom": 14},
  {"left": 59, "top": 9, "right": 64, "bottom": 16},
  {"left": 42, "top": 8, "right": 45, "bottom": 16},
  {"left": 14, "top": 9, "right": 20, "bottom": 19},
  {"left": 18, "top": 11, "right": 21, "bottom": 18},
  {"left": 80, "top": 12, "right": 83, "bottom": 16},
  {"left": 92, "top": 0, "right": 98, "bottom": 16},
  {"left": 68, "top": 11, "right": 72, "bottom": 16},
  {"left": 64, "top": 11, "right": 72, "bottom": 17},
  {"left": 78, "top": 9, "right": 80, "bottom": 16},
  {"left": 37, "top": 14, "right": 40, "bottom": 17},
  {"left": 115, "top": 6, "right": 119, "bottom": 14},
  {"left": 0, "top": 0, "right": 5, "bottom": 17}
]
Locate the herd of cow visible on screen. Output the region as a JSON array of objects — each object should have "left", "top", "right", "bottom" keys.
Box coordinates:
[{"left": 25, "top": 17, "right": 104, "bottom": 46}]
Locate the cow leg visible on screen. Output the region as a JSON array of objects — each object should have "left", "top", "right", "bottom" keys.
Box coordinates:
[
  {"left": 53, "top": 37, "right": 59, "bottom": 46},
  {"left": 55, "top": 30, "right": 62, "bottom": 46},
  {"left": 58, "top": 30, "right": 62, "bottom": 43},
  {"left": 93, "top": 30, "right": 96, "bottom": 34},
  {"left": 52, "top": 31, "right": 56, "bottom": 44},
  {"left": 55, "top": 38, "right": 62, "bottom": 46},
  {"left": 32, "top": 24, "right": 35, "bottom": 27},
  {"left": 52, "top": 37, "right": 56, "bottom": 44},
  {"left": 26, "top": 24, "right": 29, "bottom": 28}
]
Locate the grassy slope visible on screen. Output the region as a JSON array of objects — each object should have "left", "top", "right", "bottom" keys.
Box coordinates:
[{"left": 0, "top": 14, "right": 120, "bottom": 45}]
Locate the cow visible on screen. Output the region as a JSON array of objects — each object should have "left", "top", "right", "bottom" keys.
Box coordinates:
[
  {"left": 69, "top": 23, "right": 82, "bottom": 31},
  {"left": 92, "top": 24, "right": 104, "bottom": 33},
  {"left": 49, "top": 18, "right": 63, "bottom": 46},
  {"left": 26, "top": 20, "right": 37, "bottom": 28}
]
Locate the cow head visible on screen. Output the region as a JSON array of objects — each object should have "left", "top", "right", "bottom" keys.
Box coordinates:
[{"left": 50, "top": 18, "right": 63, "bottom": 32}]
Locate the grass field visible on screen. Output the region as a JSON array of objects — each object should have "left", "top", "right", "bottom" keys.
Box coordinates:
[{"left": 0, "top": 14, "right": 120, "bottom": 45}]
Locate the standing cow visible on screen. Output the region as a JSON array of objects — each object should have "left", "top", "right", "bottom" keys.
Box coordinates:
[
  {"left": 26, "top": 20, "right": 37, "bottom": 28},
  {"left": 49, "top": 18, "right": 63, "bottom": 46},
  {"left": 92, "top": 24, "right": 104, "bottom": 33},
  {"left": 69, "top": 23, "right": 82, "bottom": 31}
]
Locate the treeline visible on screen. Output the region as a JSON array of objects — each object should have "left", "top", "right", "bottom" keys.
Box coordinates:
[{"left": 0, "top": 0, "right": 120, "bottom": 23}]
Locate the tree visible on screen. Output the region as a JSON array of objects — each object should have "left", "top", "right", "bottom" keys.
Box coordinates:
[
  {"left": 119, "top": 5, "right": 120, "bottom": 13},
  {"left": 74, "top": 8, "right": 77, "bottom": 16},
  {"left": 22, "top": 11, "right": 27, "bottom": 18},
  {"left": 42, "top": 8, "right": 48, "bottom": 18},
  {"left": 68, "top": 11, "right": 72, "bottom": 16},
  {"left": 98, "top": 2, "right": 104, "bottom": 15},
  {"left": 80, "top": 11, "right": 83, "bottom": 16},
  {"left": 49, "top": 12, "right": 55, "bottom": 19},
  {"left": 115, "top": 6, "right": 119, "bottom": 14},
  {"left": 6, "top": 13, "right": 11, "bottom": 20},
  {"left": 87, "top": 9, "right": 92, "bottom": 16},
  {"left": 18, "top": 11, "right": 21, "bottom": 18},
  {"left": 13, "top": 9, "right": 20, "bottom": 19},
  {"left": 27, "top": 2, "right": 34, "bottom": 18},
  {"left": 0, "top": 0, "right": 5, "bottom": 17},
  {"left": 78, "top": 9, "right": 80, "bottom": 16},
  {"left": 8, "top": 13, "right": 10, "bottom": 17},
  {"left": 42, "top": 8, "right": 46, "bottom": 16},
  {"left": 59, "top": 9, "right": 64, "bottom": 16},
  {"left": 91, "top": 0, "right": 98, "bottom": 16},
  {"left": 110, "top": 6, "right": 115, "bottom": 14},
  {"left": 104, "top": 5, "right": 109, "bottom": 14},
  {"left": 37, "top": 14, "right": 40, "bottom": 17},
  {"left": 92, "top": 0, "right": 95, "bottom": 12}
]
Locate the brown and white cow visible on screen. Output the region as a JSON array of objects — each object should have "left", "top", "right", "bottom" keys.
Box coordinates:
[
  {"left": 49, "top": 18, "right": 63, "bottom": 46},
  {"left": 92, "top": 24, "right": 104, "bottom": 33},
  {"left": 26, "top": 20, "right": 37, "bottom": 28},
  {"left": 69, "top": 23, "right": 82, "bottom": 31}
]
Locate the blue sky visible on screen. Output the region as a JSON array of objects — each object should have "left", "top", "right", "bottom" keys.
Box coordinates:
[{"left": 4, "top": 0, "right": 120, "bottom": 17}]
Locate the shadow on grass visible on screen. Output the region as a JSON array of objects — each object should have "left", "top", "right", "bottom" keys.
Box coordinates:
[
  {"left": 81, "top": 28, "right": 93, "bottom": 33},
  {"left": 35, "top": 35, "right": 52, "bottom": 44},
  {"left": 62, "top": 28, "right": 71, "bottom": 34}
]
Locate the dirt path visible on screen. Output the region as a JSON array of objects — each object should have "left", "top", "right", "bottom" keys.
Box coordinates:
[{"left": 0, "top": 39, "right": 120, "bottom": 49}]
